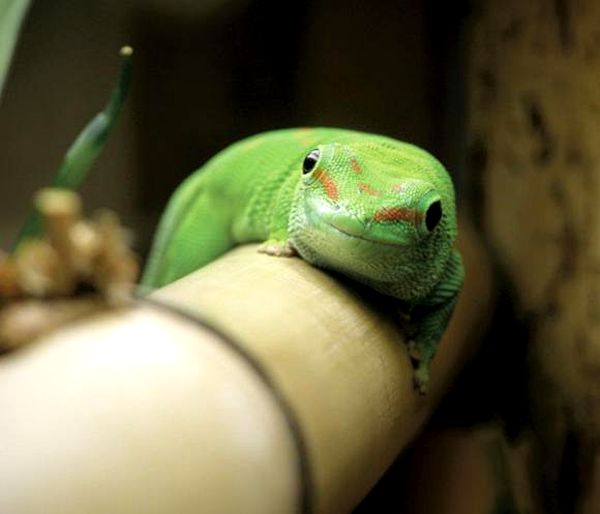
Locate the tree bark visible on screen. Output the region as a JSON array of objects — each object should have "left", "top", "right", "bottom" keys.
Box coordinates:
[{"left": 469, "top": 1, "right": 600, "bottom": 511}]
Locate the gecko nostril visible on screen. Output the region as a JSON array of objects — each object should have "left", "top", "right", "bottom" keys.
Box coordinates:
[{"left": 425, "top": 200, "right": 442, "bottom": 231}]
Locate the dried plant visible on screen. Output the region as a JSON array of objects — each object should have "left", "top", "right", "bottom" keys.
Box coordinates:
[{"left": 0, "top": 189, "right": 139, "bottom": 351}]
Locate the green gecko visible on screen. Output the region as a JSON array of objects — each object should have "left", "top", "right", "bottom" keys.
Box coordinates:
[{"left": 141, "top": 128, "right": 464, "bottom": 394}]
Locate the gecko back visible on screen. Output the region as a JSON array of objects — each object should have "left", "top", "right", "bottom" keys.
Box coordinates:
[{"left": 141, "top": 128, "right": 352, "bottom": 287}]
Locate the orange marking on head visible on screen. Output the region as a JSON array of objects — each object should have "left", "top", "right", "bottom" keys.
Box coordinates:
[
  {"left": 314, "top": 169, "right": 339, "bottom": 201},
  {"left": 373, "top": 206, "right": 420, "bottom": 223},
  {"left": 350, "top": 159, "right": 362, "bottom": 174},
  {"left": 391, "top": 183, "right": 405, "bottom": 193},
  {"left": 358, "top": 182, "right": 380, "bottom": 196}
]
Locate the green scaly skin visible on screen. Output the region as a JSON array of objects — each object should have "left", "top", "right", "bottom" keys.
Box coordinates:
[{"left": 142, "top": 128, "right": 464, "bottom": 394}]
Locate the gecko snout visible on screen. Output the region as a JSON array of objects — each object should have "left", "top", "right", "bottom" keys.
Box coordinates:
[{"left": 367, "top": 188, "right": 443, "bottom": 244}]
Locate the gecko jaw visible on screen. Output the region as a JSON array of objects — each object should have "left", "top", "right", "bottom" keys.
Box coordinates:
[{"left": 324, "top": 220, "right": 405, "bottom": 248}]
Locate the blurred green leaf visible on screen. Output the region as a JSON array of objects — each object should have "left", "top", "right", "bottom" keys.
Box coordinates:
[
  {"left": 51, "top": 46, "right": 133, "bottom": 191},
  {"left": 12, "top": 46, "right": 133, "bottom": 251},
  {"left": 0, "top": 0, "right": 31, "bottom": 100}
]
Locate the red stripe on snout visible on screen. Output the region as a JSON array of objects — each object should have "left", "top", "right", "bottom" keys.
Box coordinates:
[
  {"left": 314, "top": 169, "right": 339, "bottom": 201},
  {"left": 373, "top": 206, "right": 420, "bottom": 223}
]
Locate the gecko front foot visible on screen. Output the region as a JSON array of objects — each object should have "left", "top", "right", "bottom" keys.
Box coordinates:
[
  {"left": 413, "top": 363, "right": 430, "bottom": 395},
  {"left": 258, "top": 240, "right": 298, "bottom": 257},
  {"left": 406, "top": 339, "right": 433, "bottom": 395}
]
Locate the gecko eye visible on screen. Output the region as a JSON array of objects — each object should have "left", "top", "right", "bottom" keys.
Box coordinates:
[
  {"left": 302, "top": 149, "right": 320, "bottom": 174},
  {"left": 425, "top": 200, "right": 442, "bottom": 232}
]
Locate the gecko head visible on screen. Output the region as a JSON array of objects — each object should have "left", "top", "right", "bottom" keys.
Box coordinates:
[{"left": 288, "top": 136, "right": 457, "bottom": 286}]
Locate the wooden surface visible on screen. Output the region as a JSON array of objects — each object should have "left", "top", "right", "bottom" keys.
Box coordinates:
[
  {"left": 0, "top": 222, "right": 492, "bottom": 513},
  {"left": 469, "top": 1, "right": 600, "bottom": 511}
]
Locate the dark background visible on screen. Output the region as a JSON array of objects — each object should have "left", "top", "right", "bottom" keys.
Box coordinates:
[
  {"left": 0, "top": 0, "right": 471, "bottom": 510},
  {"left": 0, "top": 0, "right": 469, "bottom": 256}
]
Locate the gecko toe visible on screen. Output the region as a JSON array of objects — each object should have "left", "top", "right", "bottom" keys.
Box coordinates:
[{"left": 258, "top": 241, "right": 297, "bottom": 257}]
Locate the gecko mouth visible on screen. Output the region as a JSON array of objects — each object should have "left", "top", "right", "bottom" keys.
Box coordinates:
[{"left": 324, "top": 221, "right": 404, "bottom": 248}]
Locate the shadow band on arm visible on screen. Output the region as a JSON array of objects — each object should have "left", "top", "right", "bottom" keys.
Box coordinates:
[{"left": 139, "top": 295, "right": 314, "bottom": 514}]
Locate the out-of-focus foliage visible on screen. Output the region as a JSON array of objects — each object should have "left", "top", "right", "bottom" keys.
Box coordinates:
[
  {"left": 0, "top": 0, "right": 132, "bottom": 252},
  {"left": 12, "top": 47, "right": 133, "bottom": 250},
  {"left": 0, "top": 0, "right": 30, "bottom": 101}
]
